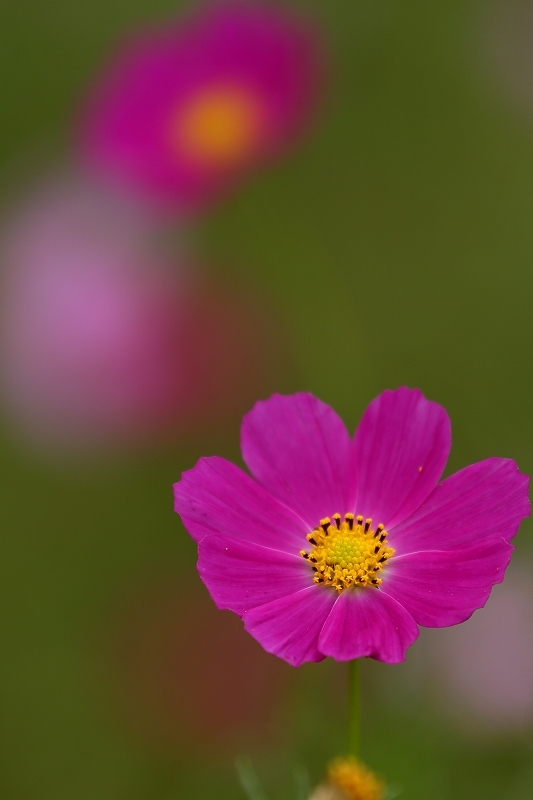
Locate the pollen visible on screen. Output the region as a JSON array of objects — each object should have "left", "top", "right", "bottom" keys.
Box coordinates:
[
  {"left": 327, "top": 757, "right": 386, "bottom": 800},
  {"left": 300, "top": 514, "right": 395, "bottom": 591},
  {"left": 173, "top": 84, "right": 262, "bottom": 166}
]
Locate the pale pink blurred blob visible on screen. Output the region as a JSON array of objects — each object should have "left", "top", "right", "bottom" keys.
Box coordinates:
[
  {"left": 479, "top": 0, "right": 533, "bottom": 118},
  {"left": 428, "top": 562, "right": 533, "bottom": 732},
  {"left": 0, "top": 179, "right": 283, "bottom": 450},
  {"left": 0, "top": 180, "right": 187, "bottom": 447}
]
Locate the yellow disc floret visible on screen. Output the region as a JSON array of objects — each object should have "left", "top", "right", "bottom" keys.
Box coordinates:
[
  {"left": 327, "top": 757, "right": 386, "bottom": 800},
  {"left": 173, "top": 84, "right": 261, "bottom": 166},
  {"left": 300, "top": 514, "right": 395, "bottom": 592}
]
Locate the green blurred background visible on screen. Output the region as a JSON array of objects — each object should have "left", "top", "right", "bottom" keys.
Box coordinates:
[{"left": 1, "top": 0, "right": 533, "bottom": 797}]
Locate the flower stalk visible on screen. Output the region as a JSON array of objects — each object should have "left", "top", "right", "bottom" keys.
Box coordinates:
[{"left": 348, "top": 659, "right": 360, "bottom": 758}]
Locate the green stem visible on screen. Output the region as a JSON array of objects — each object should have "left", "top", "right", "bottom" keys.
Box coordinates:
[{"left": 348, "top": 659, "right": 360, "bottom": 758}]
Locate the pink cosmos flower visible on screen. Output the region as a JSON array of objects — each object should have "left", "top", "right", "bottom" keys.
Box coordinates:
[
  {"left": 173, "top": 389, "right": 530, "bottom": 666},
  {"left": 78, "top": 1, "right": 324, "bottom": 214}
]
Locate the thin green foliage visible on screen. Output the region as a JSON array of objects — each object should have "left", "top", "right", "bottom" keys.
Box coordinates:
[
  {"left": 235, "top": 757, "right": 269, "bottom": 800},
  {"left": 293, "top": 765, "right": 311, "bottom": 800}
]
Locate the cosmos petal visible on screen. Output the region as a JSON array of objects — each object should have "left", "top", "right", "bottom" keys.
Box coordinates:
[
  {"left": 174, "top": 455, "right": 308, "bottom": 551},
  {"left": 318, "top": 587, "right": 419, "bottom": 664},
  {"left": 383, "top": 538, "right": 514, "bottom": 627},
  {"left": 389, "top": 458, "right": 530, "bottom": 554},
  {"left": 243, "top": 585, "right": 337, "bottom": 666},
  {"left": 353, "top": 387, "right": 451, "bottom": 529},
  {"left": 198, "top": 534, "right": 311, "bottom": 614},
  {"left": 241, "top": 392, "right": 354, "bottom": 528}
]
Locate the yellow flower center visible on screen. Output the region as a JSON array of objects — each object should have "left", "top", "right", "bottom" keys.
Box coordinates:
[
  {"left": 300, "top": 514, "right": 395, "bottom": 592},
  {"left": 327, "top": 757, "right": 386, "bottom": 800},
  {"left": 172, "top": 84, "right": 262, "bottom": 166}
]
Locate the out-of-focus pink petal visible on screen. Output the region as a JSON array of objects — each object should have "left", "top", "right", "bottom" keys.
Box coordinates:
[
  {"left": 240, "top": 393, "right": 354, "bottom": 528},
  {"left": 243, "top": 586, "right": 336, "bottom": 666},
  {"left": 352, "top": 387, "right": 451, "bottom": 528},
  {"left": 383, "top": 538, "right": 514, "bottom": 627},
  {"left": 389, "top": 457, "right": 530, "bottom": 554},
  {"left": 318, "top": 588, "right": 419, "bottom": 664},
  {"left": 0, "top": 181, "right": 187, "bottom": 447},
  {"left": 174, "top": 455, "right": 308, "bottom": 550},
  {"left": 197, "top": 534, "right": 310, "bottom": 614}
]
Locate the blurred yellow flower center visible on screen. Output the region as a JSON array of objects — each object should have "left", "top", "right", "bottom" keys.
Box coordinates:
[
  {"left": 300, "top": 514, "right": 395, "bottom": 592},
  {"left": 327, "top": 757, "right": 386, "bottom": 800},
  {"left": 174, "top": 85, "right": 261, "bottom": 166}
]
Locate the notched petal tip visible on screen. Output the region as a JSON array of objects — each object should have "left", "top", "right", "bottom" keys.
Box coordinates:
[
  {"left": 197, "top": 533, "right": 309, "bottom": 615},
  {"left": 383, "top": 537, "right": 515, "bottom": 628},
  {"left": 241, "top": 391, "right": 354, "bottom": 527},
  {"left": 390, "top": 456, "right": 531, "bottom": 555},
  {"left": 173, "top": 454, "right": 308, "bottom": 548},
  {"left": 353, "top": 386, "right": 451, "bottom": 530}
]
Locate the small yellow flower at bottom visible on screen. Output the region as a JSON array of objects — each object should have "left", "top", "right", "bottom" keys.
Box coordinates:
[{"left": 308, "top": 757, "right": 386, "bottom": 800}]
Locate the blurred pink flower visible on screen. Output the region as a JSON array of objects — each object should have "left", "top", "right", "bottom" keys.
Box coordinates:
[
  {"left": 0, "top": 182, "right": 182, "bottom": 446},
  {"left": 428, "top": 562, "right": 533, "bottom": 732},
  {"left": 77, "top": 1, "right": 324, "bottom": 214},
  {"left": 0, "top": 180, "right": 282, "bottom": 449}
]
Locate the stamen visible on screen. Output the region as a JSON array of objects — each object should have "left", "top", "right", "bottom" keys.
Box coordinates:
[{"left": 301, "top": 513, "right": 395, "bottom": 592}]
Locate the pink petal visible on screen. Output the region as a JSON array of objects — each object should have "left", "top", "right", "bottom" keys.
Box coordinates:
[
  {"left": 389, "top": 458, "right": 530, "bottom": 554},
  {"left": 241, "top": 393, "right": 354, "bottom": 528},
  {"left": 353, "top": 387, "right": 451, "bottom": 529},
  {"left": 174, "top": 455, "right": 308, "bottom": 551},
  {"left": 198, "top": 534, "right": 311, "bottom": 614},
  {"left": 318, "top": 588, "right": 419, "bottom": 664},
  {"left": 243, "top": 585, "right": 337, "bottom": 666},
  {"left": 383, "top": 538, "right": 514, "bottom": 627}
]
